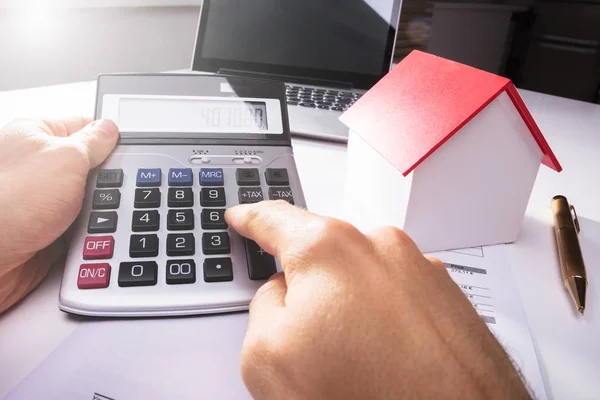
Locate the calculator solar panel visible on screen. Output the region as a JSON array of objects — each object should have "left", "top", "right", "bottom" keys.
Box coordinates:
[{"left": 58, "top": 74, "right": 306, "bottom": 317}]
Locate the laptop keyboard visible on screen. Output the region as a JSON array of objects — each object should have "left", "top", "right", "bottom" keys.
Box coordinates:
[{"left": 285, "top": 85, "right": 361, "bottom": 112}]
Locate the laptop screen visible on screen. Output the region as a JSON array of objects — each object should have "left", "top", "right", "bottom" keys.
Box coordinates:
[{"left": 192, "top": 0, "right": 401, "bottom": 90}]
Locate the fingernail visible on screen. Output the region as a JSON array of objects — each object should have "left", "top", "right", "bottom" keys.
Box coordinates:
[{"left": 91, "top": 119, "right": 119, "bottom": 139}]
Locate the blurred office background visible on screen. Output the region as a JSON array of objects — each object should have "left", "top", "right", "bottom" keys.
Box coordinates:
[{"left": 0, "top": 0, "right": 599, "bottom": 103}]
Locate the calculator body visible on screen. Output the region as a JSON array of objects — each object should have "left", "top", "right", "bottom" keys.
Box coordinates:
[{"left": 59, "top": 74, "right": 305, "bottom": 317}]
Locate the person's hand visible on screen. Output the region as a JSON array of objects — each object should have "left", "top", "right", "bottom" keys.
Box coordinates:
[
  {"left": 226, "top": 201, "right": 530, "bottom": 399},
  {"left": 0, "top": 118, "right": 119, "bottom": 313}
]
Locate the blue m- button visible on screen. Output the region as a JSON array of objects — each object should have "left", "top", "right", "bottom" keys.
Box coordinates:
[{"left": 168, "top": 168, "right": 193, "bottom": 186}]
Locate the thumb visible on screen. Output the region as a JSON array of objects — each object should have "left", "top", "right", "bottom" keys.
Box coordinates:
[{"left": 68, "top": 119, "right": 119, "bottom": 169}]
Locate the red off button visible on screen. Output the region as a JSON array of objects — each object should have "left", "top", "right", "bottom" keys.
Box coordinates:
[
  {"left": 83, "top": 236, "right": 114, "bottom": 259},
  {"left": 78, "top": 263, "right": 111, "bottom": 289}
]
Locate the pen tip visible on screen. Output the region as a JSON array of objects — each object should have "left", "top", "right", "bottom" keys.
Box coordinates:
[{"left": 579, "top": 306, "right": 585, "bottom": 314}]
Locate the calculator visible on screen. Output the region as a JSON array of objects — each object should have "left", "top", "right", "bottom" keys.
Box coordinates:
[{"left": 58, "top": 74, "right": 306, "bottom": 317}]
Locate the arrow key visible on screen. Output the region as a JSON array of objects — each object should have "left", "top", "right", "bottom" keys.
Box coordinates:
[{"left": 88, "top": 211, "right": 118, "bottom": 234}]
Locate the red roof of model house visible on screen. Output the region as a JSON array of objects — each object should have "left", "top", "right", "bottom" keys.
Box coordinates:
[{"left": 339, "top": 50, "right": 562, "bottom": 176}]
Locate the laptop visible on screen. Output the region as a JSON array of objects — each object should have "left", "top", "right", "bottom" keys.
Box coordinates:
[{"left": 191, "top": 0, "right": 402, "bottom": 142}]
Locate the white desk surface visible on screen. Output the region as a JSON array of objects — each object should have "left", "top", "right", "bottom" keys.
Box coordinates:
[{"left": 0, "top": 81, "right": 599, "bottom": 400}]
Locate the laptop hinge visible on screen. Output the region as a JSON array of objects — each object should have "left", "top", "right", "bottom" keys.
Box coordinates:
[{"left": 217, "top": 68, "right": 353, "bottom": 90}]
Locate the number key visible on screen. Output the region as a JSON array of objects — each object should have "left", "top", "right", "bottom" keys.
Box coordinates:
[
  {"left": 132, "top": 210, "right": 160, "bottom": 232},
  {"left": 200, "top": 188, "right": 226, "bottom": 207},
  {"left": 167, "top": 209, "right": 194, "bottom": 230},
  {"left": 166, "top": 260, "right": 196, "bottom": 285},
  {"left": 92, "top": 189, "right": 121, "bottom": 210},
  {"left": 118, "top": 261, "right": 157, "bottom": 287},
  {"left": 167, "top": 233, "right": 195, "bottom": 256},
  {"left": 202, "top": 232, "right": 230, "bottom": 255},
  {"left": 129, "top": 234, "right": 159, "bottom": 258},
  {"left": 201, "top": 209, "right": 227, "bottom": 229},
  {"left": 168, "top": 187, "right": 193, "bottom": 208},
  {"left": 134, "top": 188, "right": 161, "bottom": 208}
]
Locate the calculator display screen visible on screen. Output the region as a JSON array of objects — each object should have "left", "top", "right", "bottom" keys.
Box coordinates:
[
  {"left": 119, "top": 98, "right": 267, "bottom": 132},
  {"left": 101, "top": 94, "right": 284, "bottom": 136}
]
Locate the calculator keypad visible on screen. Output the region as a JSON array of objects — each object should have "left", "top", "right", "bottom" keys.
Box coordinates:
[
  {"left": 168, "top": 168, "right": 193, "bottom": 186},
  {"left": 167, "top": 233, "right": 195, "bottom": 256},
  {"left": 76, "top": 165, "right": 298, "bottom": 299},
  {"left": 200, "top": 187, "right": 226, "bottom": 207},
  {"left": 134, "top": 188, "right": 161, "bottom": 208},
  {"left": 131, "top": 210, "right": 160, "bottom": 232},
  {"left": 118, "top": 261, "right": 158, "bottom": 287},
  {"left": 201, "top": 209, "right": 227, "bottom": 230},
  {"left": 166, "top": 260, "right": 196, "bottom": 284},
  {"left": 129, "top": 234, "right": 159, "bottom": 258},
  {"left": 88, "top": 212, "right": 118, "bottom": 234},
  {"left": 136, "top": 168, "right": 162, "bottom": 187},
  {"left": 96, "top": 169, "right": 123, "bottom": 188},
  {"left": 204, "top": 258, "right": 234, "bottom": 282},
  {"left": 92, "top": 189, "right": 121, "bottom": 210},
  {"left": 239, "top": 187, "right": 264, "bottom": 204},
  {"left": 236, "top": 168, "right": 260, "bottom": 186},
  {"left": 200, "top": 168, "right": 224, "bottom": 186},
  {"left": 168, "top": 188, "right": 194, "bottom": 208},
  {"left": 245, "top": 239, "right": 277, "bottom": 280},
  {"left": 167, "top": 209, "right": 195, "bottom": 231},
  {"left": 265, "top": 168, "right": 289, "bottom": 186},
  {"left": 83, "top": 236, "right": 115, "bottom": 260},
  {"left": 202, "top": 232, "right": 231, "bottom": 255},
  {"left": 78, "top": 263, "right": 111, "bottom": 289}
]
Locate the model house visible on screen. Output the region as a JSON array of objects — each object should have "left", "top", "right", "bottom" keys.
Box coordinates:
[{"left": 340, "top": 50, "right": 562, "bottom": 252}]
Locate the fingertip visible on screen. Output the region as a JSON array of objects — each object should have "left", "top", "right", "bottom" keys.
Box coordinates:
[
  {"left": 91, "top": 119, "right": 119, "bottom": 140},
  {"left": 70, "top": 119, "right": 119, "bottom": 169},
  {"left": 224, "top": 203, "right": 252, "bottom": 226}
]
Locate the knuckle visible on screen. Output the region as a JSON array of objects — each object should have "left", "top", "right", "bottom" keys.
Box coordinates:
[
  {"left": 55, "top": 141, "right": 90, "bottom": 169},
  {"left": 374, "top": 226, "right": 414, "bottom": 247},
  {"left": 426, "top": 256, "right": 446, "bottom": 270},
  {"left": 271, "top": 199, "right": 292, "bottom": 208},
  {"left": 243, "top": 203, "right": 269, "bottom": 234},
  {"left": 286, "top": 218, "right": 365, "bottom": 262},
  {"left": 249, "top": 274, "right": 282, "bottom": 310}
]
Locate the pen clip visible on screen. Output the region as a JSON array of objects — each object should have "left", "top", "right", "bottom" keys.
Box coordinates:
[{"left": 570, "top": 205, "right": 580, "bottom": 234}]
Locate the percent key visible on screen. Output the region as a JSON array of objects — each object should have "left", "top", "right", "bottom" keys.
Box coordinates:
[{"left": 92, "top": 189, "right": 121, "bottom": 210}]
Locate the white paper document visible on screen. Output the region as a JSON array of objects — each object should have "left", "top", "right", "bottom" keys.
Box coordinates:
[
  {"left": 428, "top": 244, "right": 548, "bottom": 400},
  {"left": 5, "top": 245, "right": 546, "bottom": 400}
]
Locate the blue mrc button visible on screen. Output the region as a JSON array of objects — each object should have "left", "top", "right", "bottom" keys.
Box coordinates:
[
  {"left": 136, "top": 168, "right": 161, "bottom": 187},
  {"left": 200, "top": 168, "right": 224, "bottom": 186},
  {"left": 168, "top": 168, "right": 193, "bottom": 186}
]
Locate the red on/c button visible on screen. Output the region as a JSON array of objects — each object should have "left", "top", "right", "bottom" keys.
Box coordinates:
[
  {"left": 83, "top": 236, "right": 114, "bottom": 259},
  {"left": 78, "top": 263, "right": 111, "bottom": 289}
]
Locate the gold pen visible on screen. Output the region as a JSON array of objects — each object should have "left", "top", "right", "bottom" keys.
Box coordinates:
[{"left": 551, "top": 195, "right": 587, "bottom": 314}]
